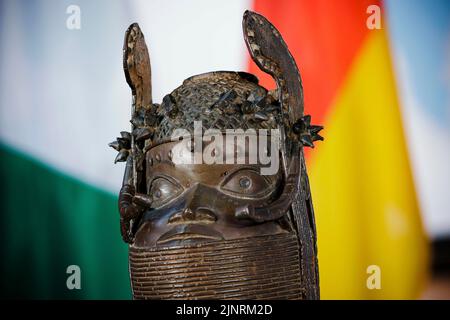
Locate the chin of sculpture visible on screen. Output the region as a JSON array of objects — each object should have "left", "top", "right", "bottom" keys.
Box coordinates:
[{"left": 110, "top": 10, "right": 323, "bottom": 300}]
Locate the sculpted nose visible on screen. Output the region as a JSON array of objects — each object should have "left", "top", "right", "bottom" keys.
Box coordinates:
[{"left": 167, "top": 185, "right": 218, "bottom": 224}]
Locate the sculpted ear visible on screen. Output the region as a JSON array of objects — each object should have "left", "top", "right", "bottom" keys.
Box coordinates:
[
  {"left": 123, "top": 23, "right": 153, "bottom": 110},
  {"left": 242, "top": 10, "right": 303, "bottom": 129}
]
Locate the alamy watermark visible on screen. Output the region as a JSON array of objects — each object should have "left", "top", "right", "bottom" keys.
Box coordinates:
[
  {"left": 170, "top": 121, "right": 280, "bottom": 175},
  {"left": 366, "top": 5, "right": 381, "bottom": 30},
  {"left": 366, "top": 264, "right": 381, "bottom": 290},
  {"left": 66, "top": 265, "right": 81, "bottom": 290},
  {"left": 66, "top": 5, "right": 81, "bottom": 30}
]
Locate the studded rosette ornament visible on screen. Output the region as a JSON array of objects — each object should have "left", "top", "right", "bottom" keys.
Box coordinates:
[{"left": 110, "top": 11, "right": 323, "bottom": 300}]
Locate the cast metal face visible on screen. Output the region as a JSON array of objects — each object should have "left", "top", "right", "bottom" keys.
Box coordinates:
[
  {"left": 133, "top": 140, "right": 288, "bottom": 247},
  {"left": 112, "top": 10, "right": 323, "bottom": 299}
]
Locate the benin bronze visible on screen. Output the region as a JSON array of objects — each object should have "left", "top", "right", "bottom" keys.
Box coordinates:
[{"left": 110, "top": 10, "right": 323, "bottom": 300}]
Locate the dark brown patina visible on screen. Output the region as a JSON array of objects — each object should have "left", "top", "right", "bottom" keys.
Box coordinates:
[{"left": 110, "top": 10, "right": 323, "bottom": 300}]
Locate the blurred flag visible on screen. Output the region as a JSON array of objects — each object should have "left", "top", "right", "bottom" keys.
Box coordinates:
[{"left": 249, "top": 0, "right": 428, "bottom": 299}]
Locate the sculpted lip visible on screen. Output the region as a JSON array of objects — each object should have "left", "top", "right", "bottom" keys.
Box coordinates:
[{"left": 157, "top": 224, "right": 224, "bottom": 244}]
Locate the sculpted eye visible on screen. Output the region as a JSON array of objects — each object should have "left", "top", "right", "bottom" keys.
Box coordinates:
[
  {"left": 220, "top": 169, "right": 271, "bottom": 197},
  {"left": 148, "top": 177, "right": 182, "bottom": 208}
]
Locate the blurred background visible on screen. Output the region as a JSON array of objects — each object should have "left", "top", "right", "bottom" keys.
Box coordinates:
[{"left": 0, "top": 0, "right": 448, "bottom": 299}]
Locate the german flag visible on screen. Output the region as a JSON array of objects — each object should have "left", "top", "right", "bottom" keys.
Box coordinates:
[{"left": 249, "top": 0, "right": 429, "bottom": 299}]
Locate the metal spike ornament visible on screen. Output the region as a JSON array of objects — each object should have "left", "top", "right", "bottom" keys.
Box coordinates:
[{"left": 293, "top": 115, "right": 324, "bottom": 148}]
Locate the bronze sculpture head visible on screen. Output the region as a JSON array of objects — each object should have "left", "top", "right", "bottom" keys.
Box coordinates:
[{"left": 110, "top": 10, "right": 323, "bottom": 300}]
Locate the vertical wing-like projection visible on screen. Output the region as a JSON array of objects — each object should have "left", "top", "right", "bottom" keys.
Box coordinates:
[
  {"left": 243, "top": 10, "right": 303, "bottom": 129},
  {"left": 123, "top": 23, "right": 153, "bottom": 109}
]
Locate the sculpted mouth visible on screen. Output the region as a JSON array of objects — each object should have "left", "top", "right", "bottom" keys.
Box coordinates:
[{"left": 157, "top": 224, "right": 224, "bottom": 244}]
